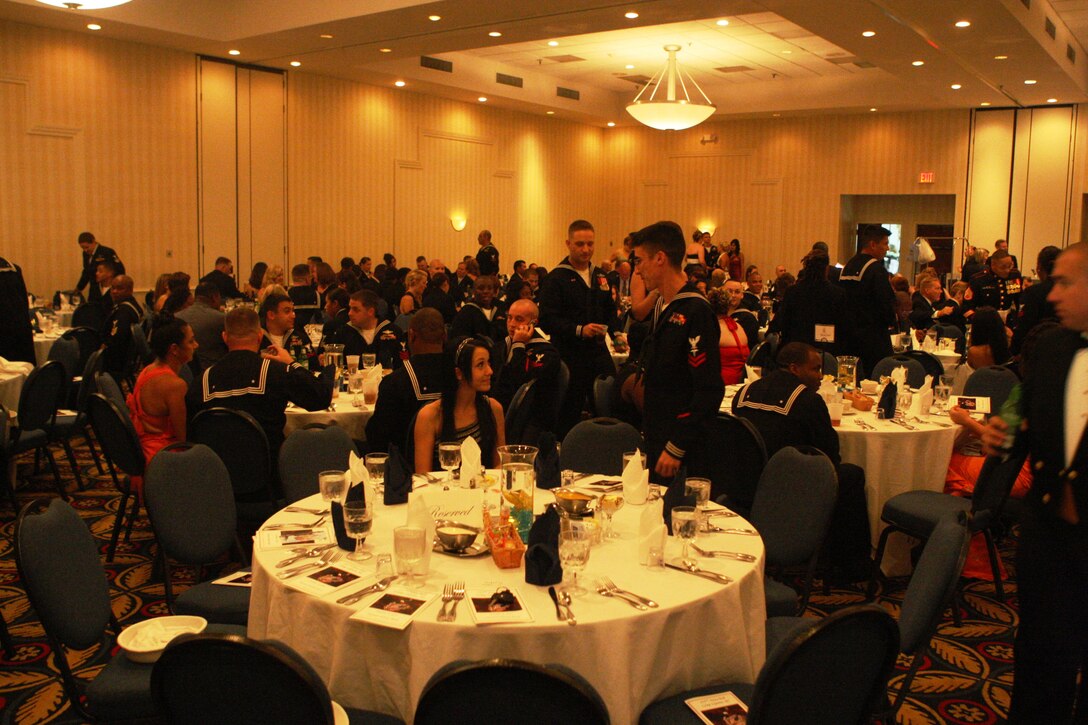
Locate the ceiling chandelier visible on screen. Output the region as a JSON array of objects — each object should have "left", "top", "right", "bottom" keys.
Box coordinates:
[
  {"left": 36, "top": 0, "right": 132, "bottom": 9},
  {"left": 626, "top": 44, "right": 716, "bottom": 131}
]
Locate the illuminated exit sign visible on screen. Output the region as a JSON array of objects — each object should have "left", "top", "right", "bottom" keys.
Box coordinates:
[{"left": 919, "top": 171, "right": 935, "bottom": 183}]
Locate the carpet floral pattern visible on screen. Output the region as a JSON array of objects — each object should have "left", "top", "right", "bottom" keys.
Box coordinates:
[{"left": 0, "top": 438, "right": 1018, "bottom": 724}]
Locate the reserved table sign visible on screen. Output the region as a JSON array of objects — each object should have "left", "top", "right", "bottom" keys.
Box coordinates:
[{"left": 414, "top": 489, "right": 485, "bottom": 525}]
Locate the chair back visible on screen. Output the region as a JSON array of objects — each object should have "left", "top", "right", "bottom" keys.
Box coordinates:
[
  {"left": 46, "top": 337, "right": 80, "bottom": 379},
  {"left": 145, "top": 442, "right": 237, "bottom": 564},
  {"left": 934, "top": 324, "right": 965, "bottom": 353},
  {"left": 504, "top": 379, "right": 537, "bottom": 446},
  {"left": 94, "top": 371, "right": 127, "bottom": 411},
  {"left": 87, "top": 393, "right": 146, "bottom": 478},
  {"left": 705, "top": 413, "right": 768, "bottom": 515},
  {"left": 415, "top": 659, "right": 609, "bottom": 725},
  {"left": 592, "top": 375, "right": 617, "bottom": 418},
  {"left": 969, "top": 449, "right": 1029, "bottom": 530},
  {"left": 821, "top": 351, "right": 837, "bottom": 376},
  {"left": 748, "top": 605, "right": 899, "bottom": 725},
  {"left": 559, "top": 417, "right": 643, "bottom": 476},
  {"left": 61, "top": 326, "right": 101, "bottom": 372},
  {"left": 77, "top": 349, "right": 106, "bottom": 413},
  {"left": 151, "top": 633, "right": 335, "bottom": 724},
  {"left": 904, "top": 350, "right": 944, "bottom": 382},
  {"left": 963, "top": 366, "right": 1019, "bottom": 412},
  {"left": 898, "top": 512, "right": 970, "bottom": 654},
  {"left": 278, "top": 425, "right": 355, "bottom": 504},
  {"left": 190, "top": 407, "right": 274, "bottom": 501},
  {"left": 870, "top": 355, "right": 927, "bottom": 388},
  {"left": 71, "top": 302, "right": 105, "bottom": 330},
  {"left": 130, "top": 323, "right": 153, "bottom": 368},
  {"left": 18, "top": 361, "right": 65, "bottom": 431},
  {"left": 394, "top": 313, "right": 413, "bottom": 332},
  {"left": 747, "top": 338, "right": 778, "bottom": 370},
  {"left": 750, "top": 447, "right": 837, "bottom": 567},
  {"left": 15, "top": 498, "right": 111, "bottom": 650}
]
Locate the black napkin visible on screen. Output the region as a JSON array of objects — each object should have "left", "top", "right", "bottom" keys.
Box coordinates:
[
  {"left": 661, "top": 466, "right": 695, "bottom": 532},
  {"left": 534, "top": 432, "right": 561, "bottom": 490},
  {"left": 383, "top": 444, "right": 412, "bottom": 505},
  {"left": 878, "top": 381, "right": 898, "bottom": 419},
  {"left": 524, "top": 505, "right": 563, "bottom": 586},
  {"left": 331, "top": 483, "right": 367, "bottom": 551}
]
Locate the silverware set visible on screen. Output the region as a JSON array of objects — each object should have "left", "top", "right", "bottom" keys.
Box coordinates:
[
  {"left": 436, "top": 581, "right": 466, "bottom": 622},
  {"left": 285, "top": 506, "right": 329, "bottom": 515},
  {"left": 691, "top": 543, "right": 757, "bottom": 562},
  {"left": 548, "top": 586, "right": 576, "bottom": 625},
  {"left": 337, "top": 575, "right": 398, "bottom": 605},
  {"left": 595, "top": 577, "right": 658, "bottom": 610},
  {"left": 264, "top": 515, "right": 327, "bottom": 531},
  {"left": 888, "top": 417, "right": 918, "bottom": 430},
  {"left": 275, "top": 543, "right": 336, "bottom": 569},
  {"left": 664, "top": 560, "right": 734, "bottom": 585},
  {"left": 704, "top": 524, "right": 759, "bottom": 536},
  {"left": 854, "top": 418, "right": 876, "bottom": 431},
  {"left": 276, "top": 547, "right": 344, "bottom": 579}
]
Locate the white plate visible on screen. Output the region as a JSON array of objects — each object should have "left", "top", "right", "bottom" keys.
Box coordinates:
[{"left": 117, "top": 615, "right": 207, "bottom": 663}]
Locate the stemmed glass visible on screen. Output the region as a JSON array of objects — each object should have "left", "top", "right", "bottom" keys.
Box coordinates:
[
  {"left": 318, "top": 470, "right": 350, "bottom": 508},
  {"left": 343, "top": 502, "right": 373, "bottom": 561},
  {"left": 671, "top": 506, "right": 698, "bottom": 567},
  {"left": 348, "top": 372, "right": 365, "bottom": 407},
  {"left": 438, "top": 443, "right": 461, "bottom": 483},
  {"left": 558, "top": 529, "right": 591, "bottom": 596},
  {"left": 685, "top": 478, "right": 711, "bottom": 531},
  {"left": 365, "top": 453, "right": 388, "bottom": 495},
  {"left": 597, "top": 492, "right": 624, "bottom": 540},
  {"left": 393, "top": 526, "right": 427, "bottom": 588}
]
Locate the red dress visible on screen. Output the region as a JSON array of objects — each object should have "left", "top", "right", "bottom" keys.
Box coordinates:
[
  {"left": 127, "top": 365, "right": 181, "bottom": 494},
  {"left": 727, "top": 254, "right": 743, "bottom": 282},
  {"left": 718, "top": 317, "right": 749, "bottom": 385}
]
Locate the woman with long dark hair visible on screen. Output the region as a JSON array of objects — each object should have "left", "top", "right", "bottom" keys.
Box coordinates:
[
  {"left": 413, "top": 336, "right": 505, "bottom": 473},
  {"left": 245, "top": 262, "right": 268, "bottom": 298},
  {"left": 967, "top": 306, "right": 1011, "bottom": 368},
  {"left": 725, "top": 239, "right": 744, "bottom": 282}
]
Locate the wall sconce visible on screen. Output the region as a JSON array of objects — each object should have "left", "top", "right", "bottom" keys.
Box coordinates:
[{"left": 450, "top": 215, "right": 467, "bottom": 232}]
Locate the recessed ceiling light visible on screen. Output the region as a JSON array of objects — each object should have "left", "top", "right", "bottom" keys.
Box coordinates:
[
  {"left": 1047, "top": 98, "right": 1058, "bottom": 103},
  {"left": 394, "top": 80, "right": 406, "bottom": 87},
  {"left": 869, "top": 107, "right": 877, "bottom": 112},
  {"left": 625, "top": 12, "right": 639, "bottom": 19},
  {"left": 290, "top": 61, "right": 301, "bottom": 67},
  {"left": 379, "top": 48, "right": 392, "bottom": 53},
  {"left": 862, "top": 30, "right": 876, "bottom": 37},
  {"left": 548, "top": 40, "right": 559, "bottom": 47},
  {"left": 320, "top": 33, "right": 333, "bottom": 39},
  {"left": 912, "top": 60, "right": 925, "bottom": 66},
  {"left": 716, "top": 19, "right": 730, "bottom": 27},
  {"left": 625, "top": 64, "right": 635, "bottom": 69},
  {"left": 546, "top": 111, "right": 555, "bottom": 115},
  {"left": 955, "top": 20, "right": 971, "bottom": 28},
  {"left": 86, "top": 23, "right": 101, "bottom": 30},
  {"left": 994, "top": 55, "right": 1008, "bottom": 60},
  {"left": 980, "top": 102, "right": 991, "bottom": 106},
  {"left": 228, "top": 49, "right": 241, "bottom": 56},
  {"left": 477, "top": 96, "right": 487, "bottom": 102},
  {"left": 782, "top": 50, "right": 792, "bottom": 54},
  {"left": 772, "top": 112, "right": 781, "bottom": 117},
  {"left": 428, "top": 15, "right": 441, "bottom": 21},
  {"left": 607, "top": 122, "right": 616, "bottom": 127},
  {"left": 1024, "top": 79, "right": 1037, "bottom": 85},
  {"left": 488, "top": 31, "right": 502, "bottom": 37},
  {"left": 950, "top": 84, "right": 962, "bottom": 90}
]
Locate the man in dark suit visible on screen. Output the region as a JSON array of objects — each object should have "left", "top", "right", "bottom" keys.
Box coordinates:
[
  {"left": 909, "top": 275, "right": 962, "bottom": 333},
  {"left": 836, "top": 225, "right": 896, "bottom": 377},
  {"left": 74, "top": 231, "right": 124, "bottom": 298},
  {"left": 100, "top": 275, "right": 143, "bottom": 379},
  {"left": 199, "top": 256, "right": 245, "bottom": 299},
  {"left": 985, "top": 242, "right": 1088, "bottom": 722}
]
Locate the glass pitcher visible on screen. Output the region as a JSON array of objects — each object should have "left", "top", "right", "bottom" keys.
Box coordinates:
[
  {"left": 835, "top": 355, "right": 858, "bottom": 390},
  {"left": 498, "top": 445, "right": 538, "bottom": 543}
]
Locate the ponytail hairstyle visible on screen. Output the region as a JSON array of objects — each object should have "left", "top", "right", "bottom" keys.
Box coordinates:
[{"left": 148, "top": 314, "right": 190, "bottom": 360}]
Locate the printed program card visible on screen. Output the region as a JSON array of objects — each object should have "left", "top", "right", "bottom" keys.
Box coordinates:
[
  {"left": 257, "top": 527, "right": 332, "bottom": 551},
  {"left": 467, "top": 585, "right": 533, "bottom": 625},
  {"left": 350, "top": 588, "right": 438, "bottom": 630},
  {"left": 212, "top": 570, "right": 253, "bottom": 588},
  {"left": 684, "top": 691, "right": 749, "bottom": 725}
]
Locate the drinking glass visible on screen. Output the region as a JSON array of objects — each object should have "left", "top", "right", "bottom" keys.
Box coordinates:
[
  {"left": 935, "top": 381, "right": 951, "bottom": 409},
  {"left": 597, "top": 492, "right": 624, "bottom": 540},
  {"left": 304, "top": 324, "right": 323, "bottom": 349},
  {"left": 498, "top": 445, "right": 538, "bottom": 543},
  {"left": 348, "top": 372, "right": 365, "bottom": 407},
  {"left": 365, "top": 453, "right": 388, "bottom": 495},
  {"left": 318, "top": 470, "right": 349, "bottom": 506},
  {"left": 438, "top": 443, "right": 461, "bottom": 482},
  {"left": 393, "top": 526, "right": 427, "bottom": 587},
  {"left": 346, "top": 355, "right": 360, "bottom": 376},
  {"left": 685, "top": 478, "right": 711, "bottom": 530},
  {"left": 671, "top": 506, "right": 698, "bottom": 566},
  {"left": 558, "top": 529, "right": 591, "bottom": 596},
  {"left": 343, "top": 502, "right": 373, "bottom": 561},
  {"left": 361, "top": 353, "right": 377, "bottom": 369},
  {"left": 621, "top": 451, "right": 647, "bottom": 472},
  {"left": 835, "top": 356, "right": 859, "bottom": 391}
]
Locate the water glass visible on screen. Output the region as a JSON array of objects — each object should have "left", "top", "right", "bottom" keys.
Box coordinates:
[
  {"left": 671, "top": 506, "right": 698, "bottom": 566},
  {"left": 393, "top": 526, "right": 427, "bottom": 587},
  {"left": 438, "top": 443, "right": 461, "bottom": 482},
  {"left": 348, "top": 372, "right": 365, "bottom": 407},
  {"left": 374, "top": 553, "right": 394, "bottom": 579},
  {"left": 365, "top": 453, "right": 388, "bottom": 495},
  {"left": 685, "top": 478, "right": 711, "bottom": 529},
  {"left": 343, "top": 502, "right": 373, "bottom": 561},
  {"left": 361, "top": 353, "right": 377, "bottom": 369},
  {"left": 622, "top": 451, "right": 647, "bottom": 472},
  {"left": 558, "top": 529, "right": 591, "bottom": 596},
  {"left": 346, "top": 355, "right": 360, "bottom": 376},
  {"left": 318, "top": 470, "right": 349, "bottom": 505}
]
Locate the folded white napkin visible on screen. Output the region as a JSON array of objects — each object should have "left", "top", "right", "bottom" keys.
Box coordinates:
[
  {"left": 638, "top": 498, "right": 666, "bottom": 565},
  {"left": 405, "top": 493, "right": 436, "bottom": 575},
  {"left": 347, "top": 450, "right": 375, "bottom": 501},
  {"left": 622, "top": 448, "right": 648, "bottom": 504},
  {"left": 909, "top": 375, "right": 934, "bottom": 416},
  {"left": 891, "top": 366, "right": 908, "bottom": 387},
  {"left": 460, "top": 436, "right": 482, "bottom": 484}
]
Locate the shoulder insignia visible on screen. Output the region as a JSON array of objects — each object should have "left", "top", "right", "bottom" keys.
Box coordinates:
[{"left": 669, "top": 312, "right": 687, "bottom": 325}]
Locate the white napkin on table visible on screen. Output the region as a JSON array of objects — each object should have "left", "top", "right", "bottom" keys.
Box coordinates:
[
  {"left": 347, "top": 450, "right": 375, "bottom": 501},
  {"left": 909, "top": 375, "right": 934, "bottom": 416},
  {"left": 460, "top": 436, "right": 482, "bottom": 484},
  {"left": 362, "top": 365, "right": 382, "bottom": 402},
  {"left": 621, "top": 448, "right": 648, "bottom": 504},
  {"left": 0, "top": 357, "right": 33, "bottom": 376},
  {"left": 890, "top": 366, "right": 907, "bottom": 388},
  {"left": 405, "top": 493, "right": 436, "bottom": 575},
  {"left": 638, "top": 498, "right": 666, "bottom": 565}
]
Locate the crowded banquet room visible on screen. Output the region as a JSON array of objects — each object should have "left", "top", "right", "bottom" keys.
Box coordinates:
[{"left": 4, "top": 0, "right": 1088, "bottom": 722}]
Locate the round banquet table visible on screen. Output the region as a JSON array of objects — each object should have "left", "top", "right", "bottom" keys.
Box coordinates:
[
  {"left": 33, "top": 330, "right": 66, "bottom": 367},
  {"left": 248, "top": 487, "right": 767, "bottom": 724},
  {"left": 283, "top": 397, "right": 373, "bottom": 441},
  {"left": 836, "top": 408, "right": 958, "bottom": 575},
  {"left": 0, "top": 366, "right": 30, "bottom": 413}
]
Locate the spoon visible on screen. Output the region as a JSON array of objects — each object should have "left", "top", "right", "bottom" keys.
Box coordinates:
[{"left": 558, "top": 590, "right": 577, "bottom": 626}]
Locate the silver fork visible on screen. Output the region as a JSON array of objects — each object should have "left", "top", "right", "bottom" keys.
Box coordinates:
[
  {"left": 277, "top": 547, "right": 343, "bottom": 579},
  {"left": 264, "top": 515, "right": 327, "bottom": 531},
  {"left": 437, "top": 584, "right": 455, "bottom": 621},
  {"left": 448, "top": 581, "right": 466, "bottom": 621},
  {"left": 600, "top": 577, "right": 659, "bottom": 608}
]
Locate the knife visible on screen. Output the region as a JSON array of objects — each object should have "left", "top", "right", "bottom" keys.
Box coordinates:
[
  {"left": 548, "top": 586, "right": 566, "bottom": 622},
  {"left": 664, "top": 562, "right": 734, "bottom": 585}
]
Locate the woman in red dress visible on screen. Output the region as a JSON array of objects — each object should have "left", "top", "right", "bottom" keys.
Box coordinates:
[
  {"left": 724, "top": 239, "right": 744, "bottom": 282},
  {"left": 708, "top": 285, "right": 751, "bottom": 385}
]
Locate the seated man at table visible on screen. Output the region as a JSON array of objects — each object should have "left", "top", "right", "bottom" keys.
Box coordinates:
[
  {"left": 187, "top": 307, "right": 333, "bottom": 458},
  {"left": 321, "top": 287, "right": 350, "bottom": 341},
  {"left": 101, "top": 275, "right": 143, "bottom": 379},
  {"left": 365, "top": 308, "right": 446, "bottom": 453},
  {"left": 330, "top": 289, "right": 405, "bottom": 370},
  {"left": 259, "top": 292, "right": 310, "bottom": 359},
  {"left": 493, "top": 298, "right": 560, "bottom": 439},
  {"left": 176, "top": 282, "right": 227, "bottom": 373},
  {"left": 732, "top": 341, "right": 871, "bottom": 582}
]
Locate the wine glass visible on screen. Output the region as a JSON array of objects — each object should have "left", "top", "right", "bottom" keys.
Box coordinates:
[
  {"left": 318, "top": 470, "right": 349, "bottom": 507},
  {"left": 393, "top": 526, "right": 427, "bottom": 588},
  {"left": 558, "top": 529, "right": 591, "bottom": 596},
  {"left": 438, "top": 443, "right": 461, "bottom": 483},
  {"left": 347, "top": 371, "right": 365, "bottom": 407},
  {"left": 365, "top": 453, "right": 388, "bottom": 495},
  {"left": 597, "top": 492, "right": 624, "bottom": 540},
  {"left": 671, "top": 506, "right": 698, "bottom": 567},
  {"left": 685, "top": 478, "right": 711, "bottom": 531},
  {"left": 343, "top": 502, "right": 373, "bottom": 561}
]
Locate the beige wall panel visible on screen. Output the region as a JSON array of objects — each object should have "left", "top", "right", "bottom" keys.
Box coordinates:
[
  {"left": 0, "top": 20, "right": 197, "bottom": 294},
  {"left": 246, "top": 69, "right": 287, "bottom": 277},
  {"left": 199, "top": 58, "right": 239, "bottom": 275},
  {"left": 235, "top": 69, "right": 252, "bottom": 281},
  {"left": 1007, "top": 112, "right": 1033, "bottom": 262},
  {"left": 1020, "top": 106, "right": 1076, "bottom": 269},
  {"left": 966, "top": 110, "right": 1015, "bottom": 257}
]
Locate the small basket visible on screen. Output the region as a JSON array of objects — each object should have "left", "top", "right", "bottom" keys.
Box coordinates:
[{"left": 483, "top": 510, "right": 526, "bottom": 569}]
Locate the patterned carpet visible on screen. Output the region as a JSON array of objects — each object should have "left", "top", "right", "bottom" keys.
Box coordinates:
[{"left": 0, "top": 434, "right": 1017, "bottom": 724}]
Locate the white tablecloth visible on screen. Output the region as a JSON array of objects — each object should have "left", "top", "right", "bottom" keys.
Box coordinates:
[
  {"left": 284, "top": 397, "right": 373, "bottom": 441},
  {"left": 249, "top": 490, "right": 767, "bottom": 724},
  {"left": 33, "top": 332, "right": 64, "bottom": 367},
  {"left": 0, "top": 369, "right": 29, "bottom": 413}
]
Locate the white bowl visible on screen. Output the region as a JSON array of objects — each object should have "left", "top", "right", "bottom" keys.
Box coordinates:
[{"left": 117, "top": 615, "right": 207, "bottom": 663}]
